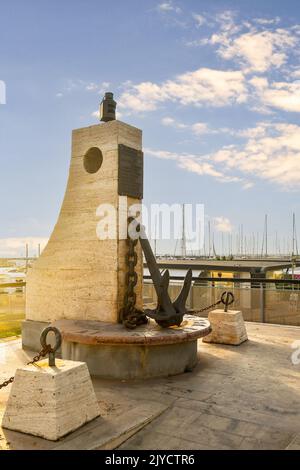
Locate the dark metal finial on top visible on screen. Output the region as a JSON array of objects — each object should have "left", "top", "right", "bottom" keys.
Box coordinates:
[{"left": 100, "top": 92, "right": 117, "bottom": 122}]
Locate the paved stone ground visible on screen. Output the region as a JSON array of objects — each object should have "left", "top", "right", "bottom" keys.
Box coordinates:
[{"left": 0, "top": 322, "right": 299, "bottom": 450}]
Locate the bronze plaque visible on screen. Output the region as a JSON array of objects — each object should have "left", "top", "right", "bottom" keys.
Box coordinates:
[{"left": 118, "top": 144, "right": 143, "bottom": 199}]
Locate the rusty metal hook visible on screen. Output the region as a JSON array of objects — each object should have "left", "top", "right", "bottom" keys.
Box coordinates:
[
  {"left": 40, "top": 327, "right": 62, "bottom": 366},
  {"left": 221, "top": 291, "right": 235, "bottom": 312}
]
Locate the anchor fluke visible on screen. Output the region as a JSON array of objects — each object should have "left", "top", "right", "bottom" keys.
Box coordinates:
[
  {"left": 173, "top": 268, "right": 192, "bottom": 314},
  {"left": 133, "top": 221, "right": 193, "bottom": 328}
]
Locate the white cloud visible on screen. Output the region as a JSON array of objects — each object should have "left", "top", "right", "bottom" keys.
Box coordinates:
[
  {"left": 253, "top": 17, "right": 281, "bottom": 25},
  {"left": 91, "top": 110, "right": 99, "bottom": 119},
  {"left": 248, "top": 104, "right": 275, "bottom": 116},
  {"left": 291, "top": 69, "right": 300, "bottom": 78},
  {"left": 85, "top": 83, "right": 99, "bottom": 91},
  {"left": 161, "top": 116, "right": 268, "bottom": 138},
  {"left": 56, "top": 80, "right": 110, "bottom": 98},
  {"left": 193, "top": 13, "right": 206, "bottom": 27},
  {"left": 161, "top": 117, "right": 187, "bottom": 128},
  {"left": 161, "top": 117, "right": 213, "bottom": 134},
  {"left": 210, "top": 122, "right": 300, "bottom": 189},
  {"left": 85, "top": 81, "right": 110, "bottom": 94},
  {"left": 161, "top": 116, "right": 270, "bottom": 139},
  {"left": 249, "top": 76, "right": 269, "bottom": 90},
  {"left": 191, "top": 122, "right": 211, "bottom": 135},
  {"left": 213, "top": 216, "right": 233, "bottom": 233},
  {"left": 178, "top": 158, "right": 237, "bottom": 181},
  {"left": 216, "top": 29, "right": 296, "bottom": 73},
  {"left": 234, "top": 122, "right": 269, "bottom": 139},
  {"left": 157, "top": 2, "right": 181, "bottom": 14},
  {"left": 263, "top": 82, "right": 300, "bottom": 112},
  {"left": 146, "top": 121, "right": 300, "bottom": 191},
  {"left": 190, "top": 11, "right": 297, "bottom": 74},
  {"left": 145, "top": 147, "right": 243, "bottom": 184},
  {"left": 0, "top": 237, "right": 48, "bottom": 257},
  {"left": 215, "top": 10, "right": 240, "bottom": 34},
  {"left": 243, "top": 182, "right": 254, "bottom": 189},
  {"left": 251, "top": 76, "right": 300, "bottom": 112},
  {"left": 185, "top": 38, "right": 209, "bottom": 47},
  {"left": 119, "top": 68, "right": 247, "bottom": 112}
]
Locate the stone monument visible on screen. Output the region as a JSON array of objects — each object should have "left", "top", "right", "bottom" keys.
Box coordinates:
[
  {"left": 23, "top": 92, "right": 143, "bottom": 348},
  {"left": 22, "top": 93, "right": 211, "bottom": 378}
]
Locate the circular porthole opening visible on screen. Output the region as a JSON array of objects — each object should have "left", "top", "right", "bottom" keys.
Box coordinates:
[{"left": 83, "top": 147, "right": 103, "bottom": 174}]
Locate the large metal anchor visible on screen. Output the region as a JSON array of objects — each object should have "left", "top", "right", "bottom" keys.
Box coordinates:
[{"left": 131, "top": 220, "right": 192, "bottom": 328}]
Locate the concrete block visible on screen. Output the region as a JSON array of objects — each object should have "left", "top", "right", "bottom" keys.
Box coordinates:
[
  {"left": 2, "top": 359, "right": 100, "bottom": 441},
  {"left": 203, "top": 309, "right": 248, "bottom": 346}
]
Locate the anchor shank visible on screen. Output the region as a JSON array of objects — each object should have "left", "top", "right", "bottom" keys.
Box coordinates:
[{"left": 133, "top": 222, "right": 163, "bottom": 291}]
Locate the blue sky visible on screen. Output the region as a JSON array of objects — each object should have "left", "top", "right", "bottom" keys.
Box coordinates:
[{"left": 1, "top": 0, "right": 300, "bottom": 256}]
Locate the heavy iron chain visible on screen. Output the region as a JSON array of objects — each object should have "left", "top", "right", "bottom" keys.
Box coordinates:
[
  {"left": 189, "top": 291, "right": 235, "bottom": 316},
  {"left": 191, "top": 299, "right": 222, "bottom": 315},
  {"left": 120, "top": 217, "right": 148, "bottom": 329},
  {"left": 0, "top": 344, "right": 52, "bottom": 390}
]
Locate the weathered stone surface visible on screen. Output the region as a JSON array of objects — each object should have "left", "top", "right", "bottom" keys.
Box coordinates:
[
  {"left": 22, "top": 320, "right": 50, "bottom": 351},
  {"left": 0, "top": 322, "right": 299, "bottom": 450},
  {"left": 203, "top": 309, "right": 248, "bottom": 345},
  {"left": 52, "top": 316, "right": 211, "bottom": 379},
  {"left": 2, "top": 360, "right": 100, "bottom": 441},
  {"left": 53, "top": 316, "right": 211, "bottom": 345},
  {"left": 61, "top": 340, "right": 199, "bottom": 379},
  {"left": 25, "top": 120, "right": 143, "bottom": 324}
]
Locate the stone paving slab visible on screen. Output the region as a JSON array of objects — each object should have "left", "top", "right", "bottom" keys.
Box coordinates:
[
  {"left": 0, "top": 322, "right": 299, "bottom": 450},
  {"left": 0, "top": 401, "right": 167, "bottom": 450}
]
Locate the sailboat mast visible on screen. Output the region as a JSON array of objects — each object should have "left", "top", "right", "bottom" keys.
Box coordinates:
[
  {"left": 208, "top": 220, "right": 211, "bottom": 258},
  {"left": 154, "top": 214, "right": 157, "bottom": 258},
  {"left": 265, "top": 214, "right": 268, "bottom": 257},
  {"left": 181, "top": 204, "right": 186, "bottom": 258}
]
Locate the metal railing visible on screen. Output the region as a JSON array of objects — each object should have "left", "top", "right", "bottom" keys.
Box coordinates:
[
  {"left": 1, "top": 277, "right": 300, "bottom": 333},
  {"left": 143, "top": 276, "right": 300, "bottom": 326},
  {"left": 144, "top": 275, "right": 300, "bottom": 284}
]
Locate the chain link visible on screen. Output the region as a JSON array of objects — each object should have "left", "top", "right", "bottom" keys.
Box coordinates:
[
  {"left": 189, "top": 291, "right": 235, "bottom": 316},
  {"left": 0, "top": 344, "right": 52, "bottom": 390},
  {"left": 189, "top": 299, "right": 222, "bottom": 316},
  {"left": 120, "top": 217, "right": 148, "bottom": 329}
]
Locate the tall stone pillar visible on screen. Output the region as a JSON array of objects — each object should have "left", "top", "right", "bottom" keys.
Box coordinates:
[{"left": 23, "top": 119, "right": 143, "bottom": 348}]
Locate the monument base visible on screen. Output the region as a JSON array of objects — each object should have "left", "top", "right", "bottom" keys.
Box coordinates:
[
  {"left": 2, "top": 359, "right": 100, "bottom": 441},
  {"left": 203, "top": 309, "right": 248, "bottom": 346},
  {"left": 52, "top": 316, "right": 211, "bottom": 380}
]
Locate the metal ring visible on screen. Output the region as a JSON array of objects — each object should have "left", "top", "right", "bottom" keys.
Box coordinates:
[
  {"left": 124, "top": 291, "right": 137, "bottom": 306},
  {"left": 40, "top": 326, "right": 62, "bottom": 353},
  {"left": 126, "top": 252, "right": 138, "bottom": 266},
  {"left": 221, "top": 291, "right": 234, "bottom": 307},
  {"left": 126, "top": 271, "right": 138, "bottom": 286}
]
